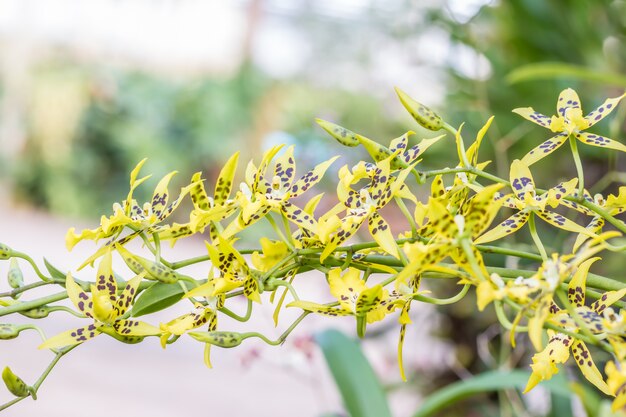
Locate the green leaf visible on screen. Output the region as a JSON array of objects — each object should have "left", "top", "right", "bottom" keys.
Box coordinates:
[
  {"left": 507, "top": 63, "right": 626, "bottom": 87},
  {"left": 131, "top": 282, "right": 185, "bottom": 317},
  {"left": 44, "top": 258, "right": 67, "bottom": 280},
  {"left": 315, "top": 328, "right": 392, "bottom": 417},
  {"left": 412, "top": 370, "right": 572, "bottom": 417}
]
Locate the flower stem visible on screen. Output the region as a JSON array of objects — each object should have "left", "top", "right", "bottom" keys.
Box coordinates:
[
  {"left": 527, "top": 213, "right": 548, "bottom": 261},
  {"left": 569, "top": 135, "right": 585, "bottom": 198}
]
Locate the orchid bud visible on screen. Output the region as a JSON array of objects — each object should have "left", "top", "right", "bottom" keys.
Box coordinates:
[
  {"left": 0, "top": 243, "right": 12, "bottom": 260},
  {"left": 2, "top": 367, "right": 29, "bottom": 397},
  {"left": 188, "top": 331, "right": 243, "bottom": 348},
  {"left": 7, "top": 259, "right": 24, "bottom": 297},
  {"left": 116, "top": 244, "right": 179, "bottom": 284},
  {"left": 0, "top": 324, "right": 22, "bottom": 340},
  {"left": 395, "top": 87, "right": 443, "bottom": 131},
  {"left": 315, "top": 119, "right": 360, "bottom": 147}
]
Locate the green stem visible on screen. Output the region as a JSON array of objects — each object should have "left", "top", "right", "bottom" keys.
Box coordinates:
[
  {"left": 244, "top": 311, "right": 309, "bottom": 346},
  {"left": 12, "top": 252, "right": 52, "bottom": 282},
  {"left": 220, "top": 300, "right": 253, "bottom": 322},
  {"left": 0, "top": 292, "right": 68, "bottom": 317},
  {"left": 395, "top": 196, "right": 417, "bottom": 237},
  {"left": 494, "top": 301, "right": 528, "bottom": 332},
  {"left": 413, "top": 284, "right": 470, "bottom": 305},
  {"left": 267, "top": 279, "right": 300, "bottom": 301},
  {"left": 153, "top": 232, "right": 162, "bottom": 264},
  {"left": 568, "top": 135, "right": 585, "bottom": 198},
  {"left": 266, "top": 214, "right": 294, "bottom": 251},
  {"left": 527, "top": 213, "right": 548, "bottom": 261},
  {"left": 443, "top": 123, "right": 471, "bottom": 168},
  {"left": 0, "top": 280, "right": 55, "bottom": 298}
]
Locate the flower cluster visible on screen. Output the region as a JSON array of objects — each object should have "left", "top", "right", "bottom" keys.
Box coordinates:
[{"left": 1, "top": 86, "right": 626, "bottom": 412}]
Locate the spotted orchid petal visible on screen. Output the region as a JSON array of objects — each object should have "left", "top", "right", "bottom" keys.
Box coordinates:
[
  {"left": 39, "top": 323, "right": 102, "bottom": 350},
  {"left": 214, "top": 152, "right": 239, "bottom": 205},
  {"left": 93, "top": 251, "right": 117, "bottom": 302},
  {"left": 573, "top": 217, "right": 605, "bottom": 253},
  {"left": 65, "top": 273, "right": 93, "bottom": 318},
  {"left": 398, "top": 134, "right": 444, "bottom": 167},
  {"left": 150, "top": 171, "right": 178, "bottom": 219},
  {"left": 368, "top": 212, "right": 398, "bottom": 258},
  {"left": 590, "top": 287, "right": 626, "bottom": 315},
  {"left": 524, "top": 332, "right": 572, "bottom": 393},
  {"left": 540, "top": 178, "right": 578, "bottom": 208},
  {"left": 281, "top": 201, "right": 317, "bottom": 234},
  {"left": 584, "top": 92, "right": 626, "bottom": 128},
  {"left": 114, "top": 273, "right": 144, "bottom": 318},
  {"left": 190, "top": 172, "right": 211, "bottom": 211},
  {"left": 535, "top": 210, "right": 592, "bottom": 236},
  {"left": 464, "top": 184, "right": 504, "bottom": 238},
  {"left": 286, "top": 300, "right": 352, "bottom": 316},
  {"left": 510, "top": 159, "right": 535, "bottom": 200},
  {"left": 571, "top": 340, "right": 611, "bottom": 395},
  {"left": 289, "top": 156, "right": 339, "bottom": 198},
  {"left": 114, "top": 319, "right": 161, "bottom": 337},
  {"left": 253, "top": 145, "right": 283, "bottom": 193},
  {"left": 567, "top": 257, "right": 598, "bottom": 307},
  {"left": 520, "top": 132, "right": 569, "bottom": 166},
  {"left": 512, "top": 107, "right": 552, "bottom": 129},
  {"left": 556, "top": 88, "right": 583, "bottom": 118},
  {"left": 575, "top": 131, "right": 626, "bottom": 153},
  {"left": 273, "top": 146, "right": 296, "bottom": 188},
  {"left": 474, "top": 211, "right": 530, "bottom": 244},
  {"left": 389, "top": 131, "right": 411, "bottom": 154},
  {"left": 320, "top": 211, "right": 368, "bottom": 262},
  {"left": 125, "top": 158, "right": 152, "bottom": 214}
]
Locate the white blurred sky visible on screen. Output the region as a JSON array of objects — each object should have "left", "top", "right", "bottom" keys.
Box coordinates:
[{"left": 0, "top": 0, "right": 493, "bottom": 102}]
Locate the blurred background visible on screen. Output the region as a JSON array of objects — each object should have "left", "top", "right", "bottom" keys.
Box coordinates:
[{"left": 1, "top": 0, "right": 626, "bottom": 416}]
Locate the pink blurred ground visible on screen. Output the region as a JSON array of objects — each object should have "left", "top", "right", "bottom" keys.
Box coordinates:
[{"left": 0, "top": 201, "right": 453, "bottom": 417}]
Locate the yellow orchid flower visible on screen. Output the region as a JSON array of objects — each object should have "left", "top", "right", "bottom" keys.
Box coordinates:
[
  {"left": 222, "top": 145, "right": 337, "bottom": 239},
  {"left": 251, "top": 238, "right": 290, "bottom": 272},
  {"left": 287, "top": 268, "right": 387, "bottom": 325},
  {"left": 573, "top": 188, "right": 626, "bottom": 252},
  {"left": 320, "top": 155, "right": 416, "bottom": 261},
  {"left": 159, "top": 152, "right": 241, "bottom": 244},
  {"left": 606, "top": 360, "right": 626, "bottom": 411},
  {"left": 206, "top": 239, "right": 261, "bottom": 303},
  {"left": 514, "top": 88, "right": 626, "bottom": 166},
  {"left": 525, "top": 257, "right": 626, "bottom": 395},
  {"left": 39, "top": 252, "right": 159, "bottom": 350},
  {"left": 475, "top": 159, "right": 591, "bottom": 244}
]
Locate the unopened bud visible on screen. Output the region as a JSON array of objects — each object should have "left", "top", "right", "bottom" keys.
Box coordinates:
[
  {"left": 188, "top": 331, "right": 243, "bottom": 348},
  {"left": 116, "top": 244, "right": 179, "bottom": 284},
  {"left": 2, "top": 367, "right": 29, "bottom": 397},
  {"left": 0, "top": 324, "right": 21, "bottom": 340},
  {"left": 20, "top": 308, "right": 50, "bottom": 319},
  {"left": 395, "top": 87, "right": 443, "bottom": 131},
  {"left": 7, "top": 259, "right": 24, "bottom": 296},
  {"left": 315, "top": 119, "right": 360, "bottom": 147},
  {"left": 0, "top": 243, "right": 12, "bottom": 260}
]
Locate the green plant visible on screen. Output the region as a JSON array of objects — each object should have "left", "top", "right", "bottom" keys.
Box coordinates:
[{"left": 2, "top": 86, "right": 626, "bottom": 414}]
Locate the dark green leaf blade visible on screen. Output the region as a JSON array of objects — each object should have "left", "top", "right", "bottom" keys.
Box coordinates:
[
  {"left": 413, "top": 370, "right": 572, "bottom": 417},
  {"left": 315, "top": 328, "right": 392, "bottom": 417},
  {"left": 131, "top": 282, "right": 185, "bottom": 317}
]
